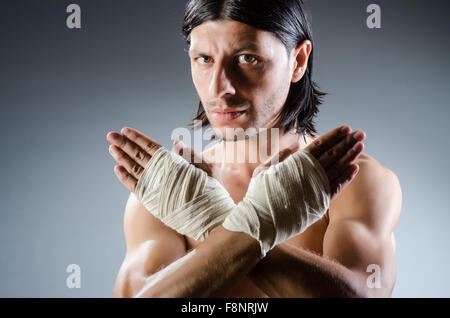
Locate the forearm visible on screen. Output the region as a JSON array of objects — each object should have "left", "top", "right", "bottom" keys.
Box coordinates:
[
  {"left": 135, "top": 226, "right": 262, "bottom": 298},
  {"left": 248, "top": 243, "right": 366, "bottom": 298}
]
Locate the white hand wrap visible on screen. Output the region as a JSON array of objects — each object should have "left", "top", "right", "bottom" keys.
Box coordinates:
[
  {"left": 222, "top": 150, "right": 331, "bottom": 257},
  {"left": 135, "top": 147, "right": 235, "bottom": 241},
  {"left": 135, "top": 147, "right": 331, "bottom": 257}
]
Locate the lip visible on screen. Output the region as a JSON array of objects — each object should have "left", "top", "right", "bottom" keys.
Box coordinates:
[
  {"left": 211, "top": 107, "right": 248, "bottom": 113},
  {"left": 210, "top": 109, "right": 247, "bottom": 123}
]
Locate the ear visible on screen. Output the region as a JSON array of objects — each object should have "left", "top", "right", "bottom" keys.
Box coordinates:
[{"left": 290, "top": 40, "right": 312, "bottom": 83}]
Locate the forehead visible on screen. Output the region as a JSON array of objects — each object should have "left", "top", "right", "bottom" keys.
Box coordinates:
[{"left": 189, "top": 19, "right": 281, "bottom": 54}]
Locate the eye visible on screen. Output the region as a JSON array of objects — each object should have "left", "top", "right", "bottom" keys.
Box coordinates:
[
  {"left": 197, "top": 56, "right": 213, "bottom": 64},
  {"left": 238, "top": 54, "right": 258, "bottom": 65}
]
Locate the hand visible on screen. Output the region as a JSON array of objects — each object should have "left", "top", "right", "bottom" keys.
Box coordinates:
[
  {"left": 305, "top": 126, "right": 365, "bottom": 200},
  {"left": 222, "top": 125, "right": 365, "bottom": 256},
  {"left": 106, "top": 127, "right": 162, "bottom": 193},
  {"left": 107, "top": 127, "right": 235, "bottom": 241},
  {"left": 172, "top": 140, "right": 223, "bottom": 184},
  {"left": 107, "top": 127, "right": 222, "bottom": 193},
  {"left": 252, "top": 125, "right": 365, "bottom": 201}
]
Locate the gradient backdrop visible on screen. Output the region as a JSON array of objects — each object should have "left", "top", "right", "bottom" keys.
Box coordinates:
[{"left": 0, "top": 0, "right": 449, "bottom": 297}]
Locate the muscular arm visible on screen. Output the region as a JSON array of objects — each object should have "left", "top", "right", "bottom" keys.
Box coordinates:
[
  {"left": 111, "top": 126, "right": 382, "bottom": 297},
  {"left": 113, "top": 193, "right": 187, "bottom": 297},
  {"left": 114, "top": 193, "right": 262, "bottom": 298},
  {"left": 248, "top": 158, "right": 402, "bottom": 297},
  {"left": 135, "top": 226, "right": 261, "bottom": 297}
]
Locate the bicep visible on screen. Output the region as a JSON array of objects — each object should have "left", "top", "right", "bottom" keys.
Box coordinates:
[
  {"left": 323, "top": 219, "right": 396, "bottom": 296},
  {"left": 322, "top": 160, "right": 402, "bottom": 296},
  {"left": 122, "top": 193, "right": 186, "bottom": 254},
  {"left": 114, "top": 193, "right": 187, "bottom": 297}
]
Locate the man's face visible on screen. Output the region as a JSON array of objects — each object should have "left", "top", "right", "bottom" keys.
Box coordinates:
[{"left": 188, "top": 20, "right": 298, "bottom": 141}]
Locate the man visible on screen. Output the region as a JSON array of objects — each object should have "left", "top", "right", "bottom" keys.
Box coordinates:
[{"left": 107, "top": 0, "right": 402, "bottom": 297}]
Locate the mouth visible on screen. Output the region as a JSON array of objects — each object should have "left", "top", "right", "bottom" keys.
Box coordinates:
[{"left": 210, "top": 109, "right": 247, "bottom": 123}]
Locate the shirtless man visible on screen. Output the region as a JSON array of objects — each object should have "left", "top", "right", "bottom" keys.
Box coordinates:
[{"left": 107, "top": 0, "right": 402, "bottom": 297}]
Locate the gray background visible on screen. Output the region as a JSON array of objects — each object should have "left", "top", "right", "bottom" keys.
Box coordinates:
[{"left": 0, "top": 0, "right": 449, "bottom": 297}]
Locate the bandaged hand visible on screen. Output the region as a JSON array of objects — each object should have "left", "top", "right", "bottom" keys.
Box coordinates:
[
  {"left": 107, "top": 128, "right": 325, "bottom": 244},
  {"left": 222, "top": 126, "right": 365, "bottom": 257},
  {"left": 222, "top": 127, "right": 365, "bottom": 256},
  {"left": 134, "top": 145, "right": 235, "bottom": 241},
  {"left": 132, "top": 139, "right": 328, "bottom": 243},
  {"left": 107, "top": 126, "right": 365, "bottom": 254},
  {"left": 107, "top": 127, "right": 230, "bottom": 240},
  {"left": 222, "top": 149, "right": 330, "bottom": 257}
]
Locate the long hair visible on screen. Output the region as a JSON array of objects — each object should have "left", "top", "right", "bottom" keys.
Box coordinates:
[{"left": 181, "top": 0, "right": 327, "bottom": 138}]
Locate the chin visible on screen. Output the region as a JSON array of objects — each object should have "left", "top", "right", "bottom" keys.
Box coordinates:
[{"left": 212, "top": 125, "right": 260, "bottom": 141}]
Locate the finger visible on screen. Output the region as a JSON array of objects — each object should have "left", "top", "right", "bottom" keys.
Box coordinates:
[
  {"left": 173, "top": 140, "right": 204, "bottom": 164},
  {"left": 173, "top": 140, "right": 212, "bottom": 175},
  {"left": 318, "top": 130, "right": 365, "bottom": 170},
  {"left": 109, "top": 144, "right": 145, "bottom": 180},
  {"left": 269, "top": 142, "right": 300, "bottom": 165},
  {"left": 114, "top": 165, "right": 138, "bottom": 193},
  {"left": 253, "top": 143, "right": 299, "bottom": 177},
  {"left": 329, "top": 164, "right": 359, "bottom": 200},
  {"left": 107, "top": 130, "right": 153, "bottom": 167},
  {"left": 327, "top": 141, "right": 364, "bottom": 182},
  {"left": 120, "top": 127, "right": 161, "bottom": 156},
  {"left": 304, "top": 125, "right": 351, "bottom": 158}
]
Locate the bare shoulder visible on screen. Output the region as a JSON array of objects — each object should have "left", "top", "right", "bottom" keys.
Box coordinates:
[{"left": 329, "top": 153, "right": 402, "bottom": 234}]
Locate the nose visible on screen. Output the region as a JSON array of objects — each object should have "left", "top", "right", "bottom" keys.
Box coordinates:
[{"left": 209, "top": 63, "right": 236, "bottom": 98}]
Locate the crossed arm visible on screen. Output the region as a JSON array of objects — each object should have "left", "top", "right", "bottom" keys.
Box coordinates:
[
  {"left": 249, "top": 158, "right": 402, "bottom": 297},
  {"left": 114, "top": 157, "right": 402, "bottom": 298}
]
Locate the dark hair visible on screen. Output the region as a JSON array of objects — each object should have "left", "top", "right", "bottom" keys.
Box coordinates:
[{"left": 182, "top": 0, "right": 327, "bottom": 138}]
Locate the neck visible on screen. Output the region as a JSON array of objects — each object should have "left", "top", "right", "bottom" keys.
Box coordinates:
[{"left": 214, "top": 127, "right": 310, "bottom": 177}]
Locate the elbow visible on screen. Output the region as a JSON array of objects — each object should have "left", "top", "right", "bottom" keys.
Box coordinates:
[
  {"left": 113, "top": 282, "right": 129, "bottom": 298},
  {"left": 133, "top": 290, "right": 158, "bottom": 298},
  {"left": 133, "top": 281, "right": 179, "bottom": 298},
  {"left": 334, "top": 276, "right": 373, "bottom": 298},
  {"left": 113, "top": 266, "right": 135, "bottom": 298},
  {"left": 113, "top": 263, "right": 169, "bottom": 298},
  {"left": 133, "top": 286, "right": 160, "bottom": 298},
  {"left": 113, "top": 278, "right": 131, "bottom": 298},
  {"left": 356, "top": 288, "right": 391, "bottom": 298},
  {"left": 353, "top": 288, "right": 370, "bottom": 298},
  {"left": 349, "top": 279, "right": 392, "bottom": 298},
  {"left": 115, "top": 280, "right": 158, "bottom": 298}
]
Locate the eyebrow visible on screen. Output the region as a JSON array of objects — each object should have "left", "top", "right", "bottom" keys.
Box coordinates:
[{"left": 188, "top": 43, "right": 261, "bottom": 56}]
